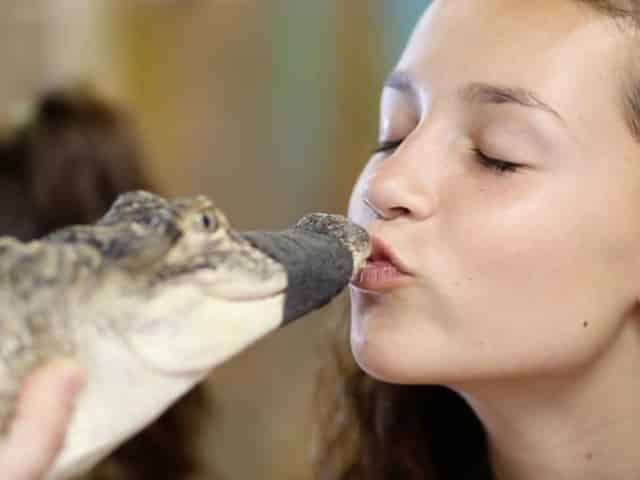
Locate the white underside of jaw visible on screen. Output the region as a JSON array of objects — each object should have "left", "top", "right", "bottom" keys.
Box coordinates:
[
  {"left": 47, "top": 286, "right": 287, "bottom": 480},
  {"left": 125, "top": 286, "right": 286, "bottom": 374},
  {"left": 48, "top": 328, "right": 205, "bottom": 480},
  {"left": 191, "top": 268, "right": 288, "bottom": 302}
]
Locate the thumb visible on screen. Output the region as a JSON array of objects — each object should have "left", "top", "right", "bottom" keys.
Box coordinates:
[{"left": 0, "top": 358, "right": 85, "bottom": 480}]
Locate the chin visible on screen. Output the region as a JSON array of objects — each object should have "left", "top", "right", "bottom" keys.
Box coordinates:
[
  {"left": 350, "top": 312, "right": 421, "bottom": 384},
  {"left": 349, "top": 292, "right": 494, "bottom": 385},
  {"left": 350, "top": 332, "right": 390, "bottom": 380},
  {"left": 349, "top": 320, "right": 501, "bottom": 387},
  {"left": 350, "top": 327, "right": 442, "bottom": 385}
]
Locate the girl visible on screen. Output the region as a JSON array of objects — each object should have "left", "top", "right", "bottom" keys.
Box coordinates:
[{"left": 316, "top": 1, "right": 640, "bottom": 478}]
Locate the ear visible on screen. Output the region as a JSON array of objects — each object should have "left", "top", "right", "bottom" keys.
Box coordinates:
[{"left": 123, "top": 286, "right": 285, "bottom": 374}]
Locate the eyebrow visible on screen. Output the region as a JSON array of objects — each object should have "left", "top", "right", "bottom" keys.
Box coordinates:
[{"left": 383, "top": 71, "right": 565, "bottom": 124}]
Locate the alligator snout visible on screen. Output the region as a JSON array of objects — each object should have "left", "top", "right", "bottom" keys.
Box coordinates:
[{"left": 241, "top": 213, "right": 370, "bottom": 323}]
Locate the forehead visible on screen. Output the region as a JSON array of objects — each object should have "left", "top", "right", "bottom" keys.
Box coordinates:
[{"left": 395, "top": 0, "right": 631, "bottom": 133}]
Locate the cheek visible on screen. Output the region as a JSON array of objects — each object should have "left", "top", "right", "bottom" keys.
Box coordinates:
[
  {"left": 434, "top": 180, "right": 639, "bottom": 371},
  {"left": 350, "top": 174, "right": 640, "bottom": 384}
]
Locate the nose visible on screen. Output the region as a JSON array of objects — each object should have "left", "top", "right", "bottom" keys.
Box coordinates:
[{"left": 362, "top": 144, "right": 437, "bottom": 222}]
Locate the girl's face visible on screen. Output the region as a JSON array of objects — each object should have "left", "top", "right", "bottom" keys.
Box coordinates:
[{"left": 349, "top": 0, "right": 640, "bottom": 386}]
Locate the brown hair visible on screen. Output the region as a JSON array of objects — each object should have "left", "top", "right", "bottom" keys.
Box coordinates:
[
  {"left": 312, "top": 307, "right": 491, "bottom": 480},
  {"left": 312, "top": 2, "right": 640, "bottom": 479},
  {"left": 0, "top": 85, "right": 210, "bottom": 480},
  {"left": 0, "top": 85, "right": 150, "bottom": 239},
  {"left": 573, "top": 0, "right": 640, "bottom": 137}
]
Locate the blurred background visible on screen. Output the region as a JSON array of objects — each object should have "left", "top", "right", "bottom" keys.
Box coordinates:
[{"left": 0, "top": 1, "right": 430, "bottom": 478}]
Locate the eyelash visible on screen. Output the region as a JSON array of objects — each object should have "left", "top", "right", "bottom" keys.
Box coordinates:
[
  {"left": 372, "top": 140, "right": 522, "bottom": 174},
  {"left": 471, "top": 148, "right": 522, "bottom": 174}
]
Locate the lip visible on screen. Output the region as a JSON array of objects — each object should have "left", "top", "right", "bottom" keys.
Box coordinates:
[{"left": 351, "top": 234, "right": 412, "bottom": 292}]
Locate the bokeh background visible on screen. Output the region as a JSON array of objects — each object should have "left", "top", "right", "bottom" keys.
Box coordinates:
[{"left": 0, "top": 1, "right": 430, "bottom": 478}]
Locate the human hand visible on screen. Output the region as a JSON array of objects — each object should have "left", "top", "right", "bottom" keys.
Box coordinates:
[{"left": 0, "top": 359, "right": 85, "bottom": 480}]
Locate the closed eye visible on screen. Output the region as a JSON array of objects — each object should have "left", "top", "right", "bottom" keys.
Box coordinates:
[
  {"left": 472, "top": 148, "right": 522, "bottom": 174},
  {"left": 372, "top": 140, "right": 523, "bottom": 175}
]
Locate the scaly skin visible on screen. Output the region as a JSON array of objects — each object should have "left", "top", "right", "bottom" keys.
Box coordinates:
[{"left": 0, "top": 191, "right": 370, "bottom": 479}]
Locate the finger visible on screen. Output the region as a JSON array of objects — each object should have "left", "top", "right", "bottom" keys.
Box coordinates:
[{"left": 0, "top": 359, "right": 85, "bottom": 480}]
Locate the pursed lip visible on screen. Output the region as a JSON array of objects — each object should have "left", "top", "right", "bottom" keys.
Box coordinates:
[
  {"left": 350, "top": 232, "right": 413, "bottom": 292},
  {"left": 367, "top": 234, "right": 413, "bottom": 275}
]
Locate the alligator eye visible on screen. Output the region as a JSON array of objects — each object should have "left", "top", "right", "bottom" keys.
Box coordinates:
[{"left": 201, "top": 212, "right": 217, "bottom": 231}]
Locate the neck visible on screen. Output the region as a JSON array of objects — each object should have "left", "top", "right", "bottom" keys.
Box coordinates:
[{"left": 456, "top": 321, "right": 640, "bottom": 480}]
